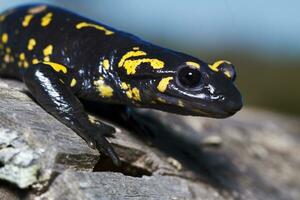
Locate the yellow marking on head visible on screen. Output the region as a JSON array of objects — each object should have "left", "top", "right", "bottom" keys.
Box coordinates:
[
  {"left": 133, "top": 47, "right": 140, "bottom": 50},
  {"left": 19, "top": 53, "right": 26, "bottom": 60},
  {"left": 43, "top": 61, "right": 67, "bottom": 74},
  {"left": 94, "top": 79, "right": 114, "bottom": 97},
  {"left": 32, "top": 58, "right": 39, "bottom": 64},
  {"left": 132, "top": 87, "right": 141, "bottom": 101},
  {"left": 178, "top": 100, "right": 184, "bottom": 107},
  {"left": 76, "top": 22, "right": 114, "bottom": 35},
  {"left": 120, "top": 83, "right": 141, "bottom": 101},
  {"left": 157, "top": 97, "right": 166, "bottom": 103},
  {"left": 209, "top": 60, "right": 231, "bottom": 72},
  {"left": 224, "top": 71, "right": 232, "bottom": 78},
  {"left": 22, "top": 14, "right": 34, "bottom": 27},
  {"left": 103, "top": 59, "right": 110, "bottom": 70},
  {"left": 27, "top": 38, "right": 36, "bottom": 51},
  {"left": 157, "top": 77, "right": 173, "bottom": 93},
  {"left": 123, "top": 58, "right": 165, "bottom": 75},
  {"left": 2, "top": 33, "right": 8, "bottom": 44},
  {"left": 43, "top": 45, "right": 53, "bottom": 56},
  {"left": 70, "top": 78, "right": 77, "bottom": 87},
  {"left": 126, "top": 90, "right": 133, "bottom": 99},
  {"left": 121, "top": 82, "right": 129, "bottom": 90},
  {"left": 5, "top": 47, "right": 11, "bottom": 53},
  {"left": 118, "top": 50, "right": 147, "bottom": 67},
  {"left": 41, "top": 12, "right": 53, "bottom": 27},
  {"left": 28, "top": 5, "right": 47, "bottom": 14},
  {"left": 186, "top": 61, "right": 200, "bottom": 69}
]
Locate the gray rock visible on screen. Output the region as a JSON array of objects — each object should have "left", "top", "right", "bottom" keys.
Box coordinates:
[
  {"left": 0, "top": 78, "right": 299, "bottom": 200},
  {"left": 39, "top": 172, "right": 198, "bottom": 200}
]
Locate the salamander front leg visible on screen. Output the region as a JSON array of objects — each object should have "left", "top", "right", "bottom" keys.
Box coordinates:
[{"left": 23, "top": 63, "right": 120, "bottom": 166}]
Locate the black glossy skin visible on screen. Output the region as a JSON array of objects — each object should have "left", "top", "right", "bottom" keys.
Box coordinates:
[{"left": 0, "top": 5, "right": 242, "bottom": 165}]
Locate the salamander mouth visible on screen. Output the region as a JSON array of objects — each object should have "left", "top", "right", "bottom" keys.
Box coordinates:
[{"left": 150, "top": 93, "right": 242, "bottom": 118}]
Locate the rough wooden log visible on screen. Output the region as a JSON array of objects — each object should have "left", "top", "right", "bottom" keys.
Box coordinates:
[{"left": 0, "top": 77, "right": 299, "bottom": 200}]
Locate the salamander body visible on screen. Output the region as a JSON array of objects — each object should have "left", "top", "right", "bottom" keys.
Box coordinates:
[{"left": 0, "top": 5, "right": 242, "bottom": 165}]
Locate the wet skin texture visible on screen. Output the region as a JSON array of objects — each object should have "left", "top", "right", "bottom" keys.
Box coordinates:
[{"left": 0, "top": 5, "right": 242, "bottom": 165}]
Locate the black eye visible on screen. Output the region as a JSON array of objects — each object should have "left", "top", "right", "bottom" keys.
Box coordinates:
[{"left": 177, "top": 67, "right": 202, "bottom": 88}]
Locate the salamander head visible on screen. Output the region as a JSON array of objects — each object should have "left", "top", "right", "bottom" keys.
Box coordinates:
[{"left": 117, "top": 47, "right": 243, "bottom": 118}]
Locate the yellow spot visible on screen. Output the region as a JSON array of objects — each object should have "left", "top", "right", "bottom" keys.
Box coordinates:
[
  {"left": 133, "top": 47, "right": 139, "bottom": 50},
  {"left": 209, "top": 60, "right": 231, "bottom": 72},
  {"left": 157, "top": 77, "right": 173, "bottom": 93},
  {"left": 19, "top": 53, "right": 26, "bottom": 60},
  {"left": 121, "top": 82, "right": 129, "bottom": 90},
  {"left": 18, "top": 61, "right": 22, "bottom": 67},
  {"left": 103, "top": 59, "right": 110, "bottom": 70},
  {"left": 70, "top": 78, "right": 77, "bottom": 87},
  {"left": 186, "top": 61, "right": 200, "bottom": 69},
  {"left": 123, "top": 58, "right": 165, "bottom": 75},
  {"left": 224, "top": 71, "right": 232, "bottom": 78},
  {"left": 28, "top": 5, "right": 47, "bottom": 14},
  {"left": 41, "top": 12, "right": 53, "bottom": 27},
  {"left": 43, "top": 61, "right": 67, "bottom": 73},
  {"left": 43, "top": 56, "right": 50, "bottom": 62},
  {"left": 23, "top": 61, "right": 29, "bottom": 68},
  {"left": 5, "top": 47, "right": 11, "bottom": 53},
  {"left": 132, "top": 87, "right": 141, "bottom": 101},
  {"left": 126, "top": 90, "right": 133, "bottom": 99},
  {"left": 94, "top": 79, "right": 114, "bottom": 97},
  {"left": 32, "top": 58, "right": 39, "bottom": 64},
  {"left": 4, "top": 54, "right": 10, "bottom": 63},
  {"left": 76, "top": 22, "right": 114, "bottom": 35},
  {"left": 157, "top": 97, "right": 166, "bottom": 103},
  {"left": 178, "top": 100, "right": 184, "bottom": 107},
  {"left": 2, "top": 33, "right": 8, "bottom": 44},
  {"left": 43, "top": 45, "right": 53, "bottom": 56},
  {"left": 22, "top": 14, "right": 33, "bottom": 27},
  {"left": 27, "top": 38, "right": 36, "bottom": 51},
  {"left": 118, "top": 50, "right": 147, "bottom": 67}
]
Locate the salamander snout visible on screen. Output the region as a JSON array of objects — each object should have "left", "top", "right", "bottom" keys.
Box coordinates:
[{"left": 219, "top": 88, "right": 243, "bottom": 116}]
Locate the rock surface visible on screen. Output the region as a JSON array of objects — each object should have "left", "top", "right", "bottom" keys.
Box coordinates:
[{"left": 0, "top": 77, "right": 299, "bottom": 200}]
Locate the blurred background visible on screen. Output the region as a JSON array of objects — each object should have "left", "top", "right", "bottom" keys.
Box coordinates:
[{"left": 1, "top": 0, "right": 299, "bottom": 116}]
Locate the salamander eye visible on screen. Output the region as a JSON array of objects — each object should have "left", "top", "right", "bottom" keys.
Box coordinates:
[{"left": 177, "top": 66, "right": 202, "bottom": 88}]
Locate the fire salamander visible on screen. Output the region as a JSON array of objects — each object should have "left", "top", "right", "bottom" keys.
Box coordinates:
[{"left": 0, "top": 5, "right": 242, "bottom": 165}]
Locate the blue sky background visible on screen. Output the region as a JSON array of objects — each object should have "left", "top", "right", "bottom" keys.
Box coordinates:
[{"left": 1, "top": 0, "right": 300, "bottom": 58}]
